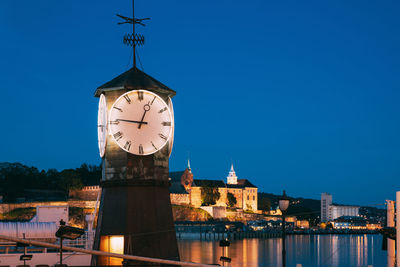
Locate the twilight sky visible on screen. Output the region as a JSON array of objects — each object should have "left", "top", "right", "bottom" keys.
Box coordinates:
[{"left": 0, "top": 0, "right": 399, "bottom": 206}]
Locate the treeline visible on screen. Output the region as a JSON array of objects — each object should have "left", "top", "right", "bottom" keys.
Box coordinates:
[
  {"left": 258, "top": 192, "right": 320, "bottom": 225},
  {"left": 0, "top": 162, "right": 101, "bottom": 202}
]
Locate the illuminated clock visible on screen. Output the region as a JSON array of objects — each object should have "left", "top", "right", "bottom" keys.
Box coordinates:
[
  {"left": 97, "top": 94, "right": 107, "bottom": 157},
  {"left": 167, "top": 97, "right": 174, "bottom": 156},
  {"left": 108, "top": 89, "right": 173, "bottom": 155}
]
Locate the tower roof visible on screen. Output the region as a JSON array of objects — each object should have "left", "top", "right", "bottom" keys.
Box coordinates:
[
  {"left": 187, "top": 159, "right": 191, "bottom": 173},
  {"left": 94, "top": 67, "right": 176, "bottom": 97}
]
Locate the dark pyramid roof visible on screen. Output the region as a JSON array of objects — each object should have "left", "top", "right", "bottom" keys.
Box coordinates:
[
  {"left": 193, "top": 179, "right": 226, "bottom": 188},
  {"left": 169, "top": 183, "right": 188, "bottom": 194},
  {"left": 95, "top": 67, "right": 176, "bottom": 97},
  {"left": 226, "top": 179, "right": 257, "bottom": 188},
  {"left": 237, "top": 179, "right": 257, "bottom": 188},
  {"left": 169, "top": 171, "right": 184, "bottom": 182}
]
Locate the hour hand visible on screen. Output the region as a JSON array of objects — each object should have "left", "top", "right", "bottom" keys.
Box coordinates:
[{"left": 113, "top": 119, "right": 148, "bottom": 125}]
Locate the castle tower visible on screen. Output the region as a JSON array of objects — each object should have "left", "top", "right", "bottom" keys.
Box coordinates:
[{"left": 227, "top": 164, "right": 238, "bottom": 185}]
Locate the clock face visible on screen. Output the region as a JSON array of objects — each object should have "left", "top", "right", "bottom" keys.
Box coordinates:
[
  {"left": 109, "top": 89, "right": 173, "bottom": 155},
  {"left": 97, "top": 94, "right": 107, "bottom": 157},
  {"left": 167, "top": 97, "right": 174, "bottom": 156}
]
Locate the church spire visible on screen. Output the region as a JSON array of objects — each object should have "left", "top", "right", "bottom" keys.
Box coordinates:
[
  {"left": 187, "top": 158, "right": 192, "bottom": 173},
  {"left": 227, "top": 163, "right": 238, "bottom": 185}
]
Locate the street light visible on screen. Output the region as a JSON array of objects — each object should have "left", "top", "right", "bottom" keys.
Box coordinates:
[
  {"left": 279, "top": 190, "right": 290, "bottom": 267},
  {"left": 55, "top": 220, "right": 85, "bottom": 266}
]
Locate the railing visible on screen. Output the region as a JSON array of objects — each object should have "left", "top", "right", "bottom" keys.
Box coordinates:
[
  {"left": 60, "top": 231, "right": 95, "bottom": 249},
  {"left": 0, "top": 234, "right": 223, "bottom": 267}
]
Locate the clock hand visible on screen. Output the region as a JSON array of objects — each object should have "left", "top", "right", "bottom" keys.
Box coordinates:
[
  {"left": 138, "top": 103, "right": 151, "bottom": 129},
  {"left": 116, "top": 119, "right": 148, "bottom": 125}
]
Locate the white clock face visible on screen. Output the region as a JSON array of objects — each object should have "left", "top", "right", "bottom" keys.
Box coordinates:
[
  {"left": 168, "top": 97, "right": 174, "bottom": 156},
  {"left": 97, "top": 94, "right": 107, "bottom": 157},
  {"left": 109, "top": 89, "right": 173, "bottom": 155}
]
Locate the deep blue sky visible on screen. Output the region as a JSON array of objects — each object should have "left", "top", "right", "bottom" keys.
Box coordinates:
[{"left": 0, "top": 0, "right": 399, "bottom": 206}]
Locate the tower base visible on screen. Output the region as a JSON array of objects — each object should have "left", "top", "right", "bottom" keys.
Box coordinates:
[{"left": 92, "top": 180, "right": 179, "bottom": 266}]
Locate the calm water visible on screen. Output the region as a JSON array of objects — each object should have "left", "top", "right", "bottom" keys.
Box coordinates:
[{"left": 178, "top": 235, "right": 386, "bottom": 267}]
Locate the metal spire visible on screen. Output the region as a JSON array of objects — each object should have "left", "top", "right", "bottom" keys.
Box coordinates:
[{"left": 117, "top": 0, "right": 150, "bottom": 68}]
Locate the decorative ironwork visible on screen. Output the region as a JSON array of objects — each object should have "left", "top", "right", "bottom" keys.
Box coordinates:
[
  {"left": 117, "top": 14, "right": 150, "bottom": 26},
  {"left": 116, "top": 0, "right": 150, "bottom": 67},
  {"left": 123, "top": 33, "right": 144, "bottom": 47}
]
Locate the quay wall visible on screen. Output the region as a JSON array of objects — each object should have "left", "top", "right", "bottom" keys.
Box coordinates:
[{"left": 176, "top": 231, "right": 281, "bottom": 240}]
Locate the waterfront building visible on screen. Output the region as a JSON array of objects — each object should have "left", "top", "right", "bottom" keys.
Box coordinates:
[
  {"left": 321, "top": 192, "right": 332, "bottom": 222},
  {"left": 332, "top": 216, "right": 367, "bottom": 230},
  {"left": 296, "top": 220, "right": 310, "bottom": 229},
  {"left": 329, "top": 204, "right": 359, "bottom": 220},
  {"left": 169, "top": 162, "right": 258, "bottom": 211},
  {"left": 321, "top": 193, "right": 360, "bottom": 222}
]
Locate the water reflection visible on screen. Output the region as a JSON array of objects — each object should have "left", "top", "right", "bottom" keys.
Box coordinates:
[{"left": 178, "top": 234, "right": 385, "bottom": 267}]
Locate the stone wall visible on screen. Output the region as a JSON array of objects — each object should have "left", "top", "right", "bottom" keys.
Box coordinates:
[
  {"left": 0, "top": 200, "right": 98, "bottom": 214},
  {"left": 200, "top": 206, "right": 226, "bottom": 219},
  {"left": 190, "top": 187, "right": 202, "bottom": 207},
  {"left": 215, "top": 187, "right": 227, "bottom": 207},
  {"left": 69, "top": 186, "right": 100, "bottom": 201},
  {"left": 170, "top": 193, "right": 190, "bottom": 205},
  {"left": 227, "top": 188, "right": 243, "bottom": 209},
  {"left": 243, "top": 187, "right": 258, "bottom": 211}
]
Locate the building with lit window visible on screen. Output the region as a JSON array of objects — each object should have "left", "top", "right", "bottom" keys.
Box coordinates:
[
  {"left": 169, "top": 162, "right": 258, "bottom": 211},
  {"left": 332, "top": 216, "right": 367, "bottom": 230},
  {"left": 321, "top": 193, "right": 360, "bottom": 222},
  {"left": 321, "top": 193, "right": 332, "bottom": 222}
]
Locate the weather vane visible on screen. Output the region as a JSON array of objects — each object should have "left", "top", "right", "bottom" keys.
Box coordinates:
[{"left": 117, "top": 0, "right": 150, "bottom": 68}]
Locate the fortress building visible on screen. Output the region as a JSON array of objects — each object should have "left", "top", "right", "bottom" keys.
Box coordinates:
[{"left": 169, "top": 162, "right": 258, "bottom": 211}]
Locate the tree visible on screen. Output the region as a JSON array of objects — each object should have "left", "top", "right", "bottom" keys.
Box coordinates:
[
  {"left": 258, "top": 196, "right": 271, "bottom": 212},
  {"left": 59, "top": 169, "right": 83, "bottom": 195},
  {"left": 201, "top": 186, "right": 220, "bottom": 206},
  {"left": 227, "top": 192, "right": 237, "bottom": 208}
]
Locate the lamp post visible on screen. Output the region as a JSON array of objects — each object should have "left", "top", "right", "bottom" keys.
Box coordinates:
[
  {"left": 279, "top": 190, "right": 290, "bottom": 267},
  {"left": 55, "top": 220, "right": 85, "bottom": 266}
]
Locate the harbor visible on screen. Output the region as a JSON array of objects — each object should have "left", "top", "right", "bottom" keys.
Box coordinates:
[{"left": 1, "top": 0, "right": 398, "bottom": 266}]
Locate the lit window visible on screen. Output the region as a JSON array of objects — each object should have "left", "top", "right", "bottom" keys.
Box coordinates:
[{"left": 99, "top": 235, "right": 124, "bottom": 265}]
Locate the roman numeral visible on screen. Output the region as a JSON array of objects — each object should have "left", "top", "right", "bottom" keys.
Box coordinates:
[
  {"left": 162, "top": 121, "right": 171, "bottom": 126},
  {"left": 139, "top": 144, "right": 144, "bottom": 154},
  {"left": 123, "top": 95, "right": 131, "bottom": 104},
  {"left": 113, "top": 107, "right": 123, "bottom": 112},
  {"left": 137, "top": 91, "right": 144, "bottom": 101},
  {"left": 124, "top": 141, "right": 131, "bottom": 151},
  {"left": 151, "top": 96, "right": 156, "bottom": 105},
  {"left": 159, "top": 133, "right": 167, "bottom": 140},
  {"left": 159, "top": 107, "right": 167, "bottom": 113},
  {"left": 110, "top": 120, "right": 119, "bottom": 125},
  {"left": 151, "top": 141, "right": 157, "bottom": 150},
  {"left": 113, "top": 131, "right": 123, "bottom": 141}
]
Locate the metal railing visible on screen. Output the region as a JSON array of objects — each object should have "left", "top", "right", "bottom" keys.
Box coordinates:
[{"left": 0, "top": 234, "right": 223, "bottom": 267}]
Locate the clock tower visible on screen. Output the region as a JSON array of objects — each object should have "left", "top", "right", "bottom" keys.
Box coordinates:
[{"left": 92, "top": 2, "right": 179, "bottom": 265}]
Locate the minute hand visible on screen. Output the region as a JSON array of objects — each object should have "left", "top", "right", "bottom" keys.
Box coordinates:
[{"left": 117, "top": 119, "right": 148, "bottom": 125}]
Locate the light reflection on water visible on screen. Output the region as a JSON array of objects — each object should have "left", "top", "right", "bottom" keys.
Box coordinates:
[{"left": 178, "top": 234, "right": 385, "bottom": 267}]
